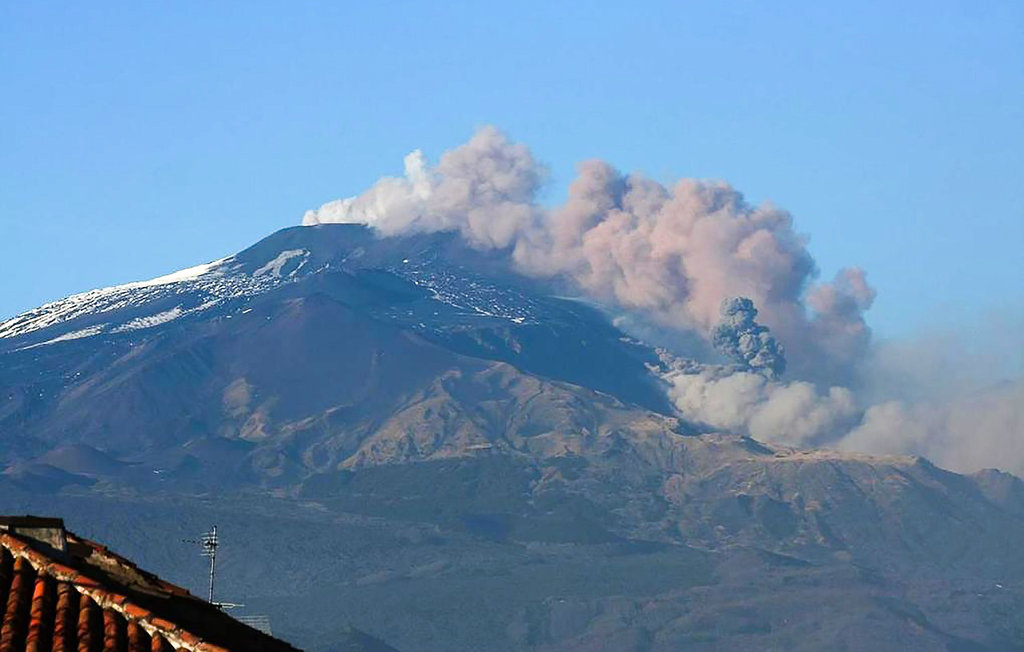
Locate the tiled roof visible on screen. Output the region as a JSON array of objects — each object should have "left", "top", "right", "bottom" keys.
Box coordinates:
[{"left": 0, "top": 516, "right": 300, "bottom": 651}]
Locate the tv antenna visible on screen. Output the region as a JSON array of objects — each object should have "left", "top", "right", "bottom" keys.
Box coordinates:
[
  {"left": 183, "top": 525, "right": 219, "bottom": 603},
  {"left": 183, "top": 525, "right": 264, "bottom": 624}
]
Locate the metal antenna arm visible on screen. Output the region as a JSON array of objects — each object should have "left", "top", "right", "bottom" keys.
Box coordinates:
[{"left": 183, "top": 525, "right": 219, "bottom": 603}]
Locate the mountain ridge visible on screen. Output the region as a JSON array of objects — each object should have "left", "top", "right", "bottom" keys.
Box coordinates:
[{"left": 2, "top": 224, "right": 1023, "bottom": 650}]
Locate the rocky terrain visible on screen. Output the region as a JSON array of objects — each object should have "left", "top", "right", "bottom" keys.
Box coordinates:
[{"left": 2, "top": 224, "right": 1023, "bottom": 650}]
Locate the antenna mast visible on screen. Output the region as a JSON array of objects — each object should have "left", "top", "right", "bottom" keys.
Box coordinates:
[{"left": 184, "top": 525, "right": 219, "bottom": 603}]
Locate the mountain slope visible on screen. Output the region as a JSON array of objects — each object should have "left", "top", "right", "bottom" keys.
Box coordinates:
[
  {"left": 1, "top": 224, "right": 669, "bottom": 413},
  {"left": 2, "top": 224, "right": 1023, "bottom": 650}
]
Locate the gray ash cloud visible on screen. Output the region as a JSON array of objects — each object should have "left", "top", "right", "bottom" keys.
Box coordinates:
[{"left": 711, "top": 297, "right": 786, "bottom": 379}]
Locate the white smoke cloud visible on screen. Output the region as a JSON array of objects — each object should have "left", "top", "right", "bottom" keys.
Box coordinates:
[
  {"left": 305, "top": 127, "right": 874, "bottom": 381},
  {"left": 303, "top": 126, "right": 543, "bottom": 250},
  {"left": 839, "top": 381, "right": 1024, "bottom": 476},
  {"left": 659, "top": 354, "right": 1024, "bottom": 475},
  {"left": 663, "top": 368, "right": 859, "bottom": 447}
]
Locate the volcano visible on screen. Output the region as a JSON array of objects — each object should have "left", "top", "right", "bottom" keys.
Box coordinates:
[{"left": 2, "top": 225, "right": 1023, "bottom": 651}]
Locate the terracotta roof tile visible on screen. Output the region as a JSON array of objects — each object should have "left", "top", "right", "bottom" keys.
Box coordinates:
[
  {"left": 127, "top": 620, "right": 148, "bottom": 651},
  {"left": 52, "top": 582, "right": 74, "bottom": 652},
  {"left": 24, "top": 574, "right": 52, "bottom": 652},
  {"left": 122, "top": 603, "right": 150, "bottom": 621},
  {"left": 103, "top": 608, "right": 124, "bottom": 650},
  {"left": 75, "top": 593, "right": 97, "bottom": 652},
  {"left": 1, "top": 555, "right": 33, "bottom": 651},
  {"left": 0, "top": 518, "right": 300, "bottom": 651}
]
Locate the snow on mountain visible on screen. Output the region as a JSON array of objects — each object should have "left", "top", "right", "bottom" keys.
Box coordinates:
[
  {"left": 0, "top": 256, "right": 238, "bottom": 342},
  {"left": 0, "top": 247, "right": 358, "bottom": 349},
  {"left": 254, "top": 248, "right": 309, "bottom": 278},
  {"left": 0, "top": 226, "right": 557, "bottom": 352},
  {"left": 17, "top": 324, "right": 110, "bottom": 350}
]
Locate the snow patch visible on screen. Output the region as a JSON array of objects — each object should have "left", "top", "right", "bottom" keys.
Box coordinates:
[
  {"left": 18, "top": 324, "right": 108, "bottom": 350},
  {"left": 112, "top": 307, "right": 184, "bottom": 332},
  {"left": 124, "top": 258, "right": 229, "bottom": 289},
  {"left": 0, "top": 257, "right": 233, "bottom": 340},
  {"left": 254, "top": 249, "right": 308, "bottom": 278}
]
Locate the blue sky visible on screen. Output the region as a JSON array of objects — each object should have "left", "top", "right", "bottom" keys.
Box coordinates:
[{"left": 1, "top": 1, "right": 1021, "bottom": 338}]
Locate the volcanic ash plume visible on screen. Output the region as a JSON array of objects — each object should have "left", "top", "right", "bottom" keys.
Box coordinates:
[
  {"left": 303, "top": 127, "right": 542, "bottom": 250},
  {"left": 839, "top": 380, "right": 1024, "bottom": 475},
  {"left": 664, "top": 368, "right": 859, "bottom": 447},
  {"left": 303, "top": 126, "right": 874, "bottom": 382},
  {"left": 711, "top": 297, "right": 786, "bottom": 379},
  {"left": 303, "top": 127, "right": 1024, "bottom": 476}
]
